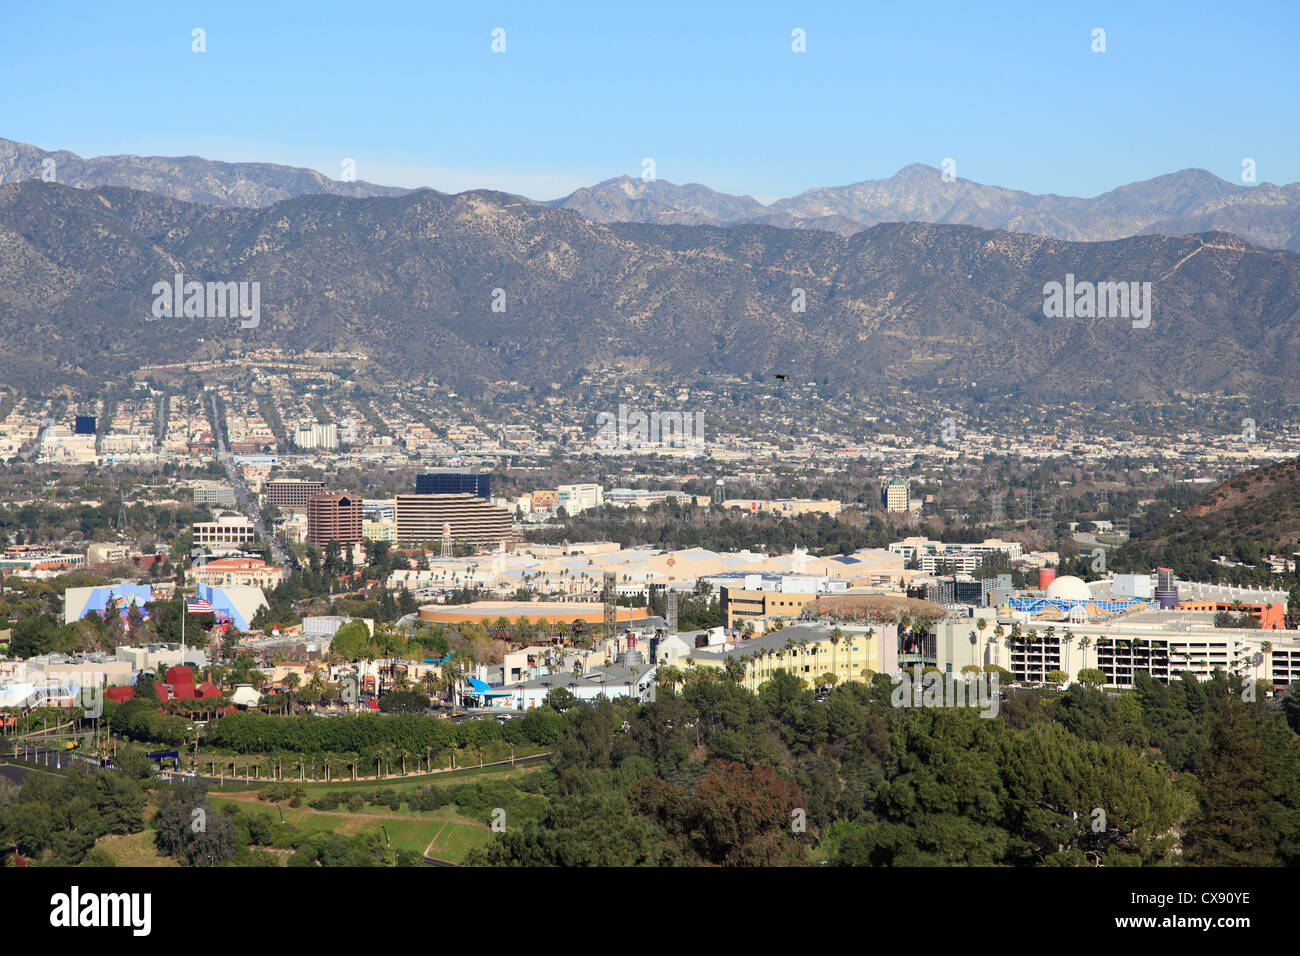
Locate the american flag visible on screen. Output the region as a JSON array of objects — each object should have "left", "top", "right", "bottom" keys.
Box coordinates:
[{"left": 186, "top": 596, "right": 214, "bottom": 614}]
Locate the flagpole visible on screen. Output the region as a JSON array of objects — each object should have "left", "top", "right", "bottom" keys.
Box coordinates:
[{"left": 181, "top": 586, "right": 186, "bottom": 666}]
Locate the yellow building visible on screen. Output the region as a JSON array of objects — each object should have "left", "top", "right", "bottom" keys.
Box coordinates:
[
  {"left": 689, "top": 624, "right": 897, "bottom": 692},
  {"left": 720, "top": 586, "right": 819, "bottom": 628}
]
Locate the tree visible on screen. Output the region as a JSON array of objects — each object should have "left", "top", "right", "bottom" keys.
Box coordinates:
[
  {"left": 465, "top": 792, "right": 673, "bottom": 867},
  {"left": 283, "top": 672, "right": 301, "bottom": 713},
  {"left": 1183, "top": 698, "right": 1273, "bottom": 866},
  {"left": 379, "top": 691, "right": 431, "bottom": 714},
  {"left": 655, "top": 665, "right": 684, "bottom": 697},
  {"left": 633, "top": 760, "right": 809, "bottom": 866},
  {"left": 153, "top": 780, "right": 237, "bottom": 867}
]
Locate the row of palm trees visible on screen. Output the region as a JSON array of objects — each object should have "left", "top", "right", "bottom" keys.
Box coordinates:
[{"left": 967, "top": 618, "right": 1100, "bottom": 674}]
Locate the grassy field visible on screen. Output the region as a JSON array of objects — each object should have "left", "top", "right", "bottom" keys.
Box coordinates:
[
  {"left": 92, "top": 830, "right": 180, "bottom": 867},
  {"left": 209, "top": 794, "right": 494, "bottom": 863},
  {"left": 424, "top": 822, "right": 491, "bottom": 861}
]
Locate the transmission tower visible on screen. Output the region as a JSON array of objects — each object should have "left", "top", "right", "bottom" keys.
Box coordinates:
[
  {"left": 602, "top": 571, "right": 617, "bottom": 646},
  {"left": 666, "top": 589, "right": 679, "bottom": 634},
  {"left": 990, "top": 492, "right": 1005, "bottom": 527}
]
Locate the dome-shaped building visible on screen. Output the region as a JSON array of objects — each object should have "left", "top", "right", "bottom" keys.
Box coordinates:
[{"left": 1044, "top": 575, "right": 1092, "bottom": 603}]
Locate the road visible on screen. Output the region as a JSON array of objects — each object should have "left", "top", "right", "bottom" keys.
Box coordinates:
[
  {"left": 22, "top": 416, "right": 55, "bottom": 461},
  {"left": 209, "top": 392, "right": 295, "bottom": 570}
]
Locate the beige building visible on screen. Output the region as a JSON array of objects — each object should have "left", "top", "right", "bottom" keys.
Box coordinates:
[
  {"left": 192, "top": 514, "right": 258, "bottom": 546},
  {"left": 721, "top": 586, "right": 819, "bottom": 628},
  {"left": 882, "top": 479, "right": 910, "bottom": 513},
  {"left": 395, "top": 494, "right": 513, "bottom": 549},
  {"left": 187, "top": 556, "right": 285, "bottom": 590}
]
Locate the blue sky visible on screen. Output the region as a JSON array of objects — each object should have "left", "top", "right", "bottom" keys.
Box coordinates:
[{"left": 4, "top": 0, "right": 1296, "bottom": 201}]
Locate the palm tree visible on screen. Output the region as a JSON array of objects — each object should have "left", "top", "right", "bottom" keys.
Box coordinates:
[
  {"left": 975, "top": 617, "right": 989, "bottom": 668},
  {"left": 656, "top": 664, "right": 683, "bottom": 696},
  {"left": 440, "top": 658, "right": 466, "bottom": 709},
  {"left": 1260, "top": 640, "right": 1273, "bottom": 689},
  {"left": 283, "top": 672, "right": 301, "bottom": 713},
  {"left": 1062, "top": 629, "right": 1075, "bottom": 677},
  {"left": 829, "top": 628, "right": 843, "bottom": 681}
]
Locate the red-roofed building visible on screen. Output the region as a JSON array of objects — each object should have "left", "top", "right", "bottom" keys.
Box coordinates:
[
  {"left": 187, "top": 555, "right": 285, "bottom": 590},
  {"left": 105, "top": 686, "right": 137, "bottom": 704},
  {"left": 197, "top": 681, "right": 222, "bottom": 698},
  {"left": 165, "top": 665, "right": 195, "bottom": 686}
]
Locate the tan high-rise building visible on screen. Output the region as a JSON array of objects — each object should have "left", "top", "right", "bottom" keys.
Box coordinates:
[
  {"left": 265, "top": 479, "right": 326, "bottom": 513},
  {"left": 395, "top": 494, "right": 513, "bottom": 549},
  {"left": 882, "top": 479, "right": 910, "bottom": 513},
  {"left": 307, "top": 493, "right": 363, "bottom": 547}
]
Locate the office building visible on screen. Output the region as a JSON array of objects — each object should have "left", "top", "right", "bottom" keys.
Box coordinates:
[
  {"left": 193, "top": 481, "right": 238, "bottom": 508},
  {"left": 192, "top": 514, "right": 258, "bottom": 546},
  {"left": 416, "top": 468, "right": 491, "bottom": 499},
  {"left": 295, "top": 422, "right": 338, "bottom": 450},
  {"left": 395, "top": 494, "right": 513, "bottom": 549},
  {"left": 307, "top": 493, "right": 363, "bottom": 547},
  {"left": 882, "top": 479, "right": 910, "bottom": 513},
  {"left": 557, "top": 483, "right": 603, "bottom": 515},
  {"left": 264, "top": 479, "right": 326, "bottom": 512}
]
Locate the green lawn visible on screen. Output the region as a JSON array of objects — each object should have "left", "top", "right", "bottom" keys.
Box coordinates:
[
  {"left": 209, "top": 795, "right": 493, "bottom": 863},
  {"left": 92, "top": 830, "right": 180, "bottom": 867},
  {"left": 425, "top": 823, "right": 491, "bottom": 861}
]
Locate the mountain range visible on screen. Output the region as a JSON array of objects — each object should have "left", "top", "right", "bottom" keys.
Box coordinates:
[
  {"left": 3, "top": 179, "right": 1299, "bottom": 402},
  {"left": 4, "top": 137, "right": 1300, "bottom": 252}
]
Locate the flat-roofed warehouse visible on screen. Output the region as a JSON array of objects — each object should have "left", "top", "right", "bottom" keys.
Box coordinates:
[{"left": 419, "top": 600, "right": 654, "bottom": 627}]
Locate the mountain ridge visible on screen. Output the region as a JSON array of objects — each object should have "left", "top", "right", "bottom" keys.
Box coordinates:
[
  {"left": 4, "top": 137, "right": 1299, "bottom": 251},
  {"left": 2, "top": 180, "right": 1299, "bottom": 404}
]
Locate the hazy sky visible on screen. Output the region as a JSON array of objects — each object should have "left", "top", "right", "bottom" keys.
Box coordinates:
[{"left": 5, "top": 0, "right": 1296, "bottom": 201}]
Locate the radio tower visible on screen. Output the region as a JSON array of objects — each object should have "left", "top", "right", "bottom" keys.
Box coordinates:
[
  {"left": 990, "top": 492, "right": 1005, "bottom": 527},
  {"left": 601, "top": 571, "right": 617, "bottom": 647},
  {"left": 666, "top": 589, "right": 679, "bottom": 634}
]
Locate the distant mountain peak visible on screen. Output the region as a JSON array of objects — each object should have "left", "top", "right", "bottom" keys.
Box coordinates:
[{"left": 1, "top": 137, "right": 1298, "bottom": 251}]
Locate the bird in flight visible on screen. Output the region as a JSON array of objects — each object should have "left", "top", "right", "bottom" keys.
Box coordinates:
[{"left": 773, "top": 373, "right": 789, "bottom": 382}]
